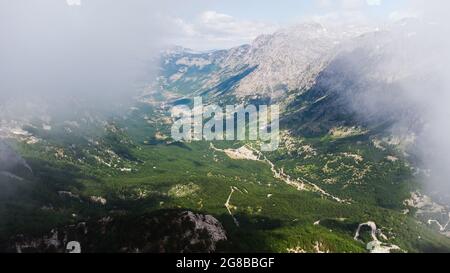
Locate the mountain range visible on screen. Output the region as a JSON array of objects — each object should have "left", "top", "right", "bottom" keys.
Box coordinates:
[{"left": 1, "top": 20, "right": 450, "bottom": 253}]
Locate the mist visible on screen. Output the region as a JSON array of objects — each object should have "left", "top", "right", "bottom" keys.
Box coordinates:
[
  {"left": 381, "top": 0, "right": 450, "bottom": 198},
  {"left": 331, "top": 0, "right": 450, "bottom": 198},
  {"left": 0, "top": 0, "right": 180, "bottom": 120},
  {"left": 0, "top": 0, "right": 183, "bottom": 189},
  {"left": 1, "top": 1, "right": 450, "bottom": 198}
]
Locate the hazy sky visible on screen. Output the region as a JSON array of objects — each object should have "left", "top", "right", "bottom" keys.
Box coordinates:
[
  {"left": 27, "top": 0, "right": 413, "bottom": 50},
  {"left": 0, "top": 0, "right": 441, "bottom": 117},
  {"left": 0, "top": 0, "right": 174, "bottom": 114},
  {"left": 159, "top": 0, "right": 411, "bottom": 49}
]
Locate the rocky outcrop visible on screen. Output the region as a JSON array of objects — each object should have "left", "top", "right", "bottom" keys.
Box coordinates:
[{"left": 9, "top": 210, "right": 227, "bottom": 253}]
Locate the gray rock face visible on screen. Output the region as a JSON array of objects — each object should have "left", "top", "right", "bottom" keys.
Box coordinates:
[
  {"left": 159, "top": 22, "right": 370, "bottom": 100},
  {"left": 181, "top": 211, "right": 227, "bottom": 250},
  {"left": 9, "top": 210, "right": 227, "bottom": 253}
]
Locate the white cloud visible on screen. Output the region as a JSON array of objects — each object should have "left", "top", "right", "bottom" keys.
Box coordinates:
[
  {"left": 0, "top": 0, "right": 169, "bottom": 113},
  {"left": 315, "top": 0, "right": 382, "bottom": 10},
  {"left": 66, "top": 0, "right": 81, "bottom": 6},
  {"left": 408, "top": 0, "right": 450, "bottom": 22},
  {"left": 309, "top": 0, "right": 385, "bottom": 27},
  {"left": 388, "top": 11, "right": 418, "bottom": 21},
  {"left": 315, "top": 0, "right": 333, "bottom": 9},
  {"left": 366, "top": 0, "right": 382, "bottom": 6},
  {"left": 340, "top": 0, "right": 366, "bottom": 10},
  {"left": 388, "top": 0, "right": 450, "bottom": 23},
  {"left": 171, "top": 11, "right": 278, "bottom": 50}
]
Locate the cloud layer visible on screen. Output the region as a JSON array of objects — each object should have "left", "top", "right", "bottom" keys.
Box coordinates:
[
  {"left": 0, "top": 0, "right": 173, "bottom": 118},
  {"left": 170, "top": 11, "right": 278, "bottom": 50}
]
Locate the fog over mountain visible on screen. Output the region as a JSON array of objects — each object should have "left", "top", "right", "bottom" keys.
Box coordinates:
[
  {"left": 2, "top": 0, "right": 450, "bottom": 253},
  {"left": 1, "top": 1, "right": 449, "bottom": 194},
  {"left": 341, "top": 0, "right": 450, "bottom": 197},
  {"left": 156, "top": 1, "right": 450, "bottom": 199},
  {"left": 0, "top": 0, "right": 176, "bottom": 192},
  {"left": 0, "top": 0, "right": 176, "bottom": 118}
]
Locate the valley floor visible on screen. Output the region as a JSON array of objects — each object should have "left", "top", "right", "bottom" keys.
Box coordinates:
[{"left": 1, "top": 103, "right": 450, "bottom": 253}]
